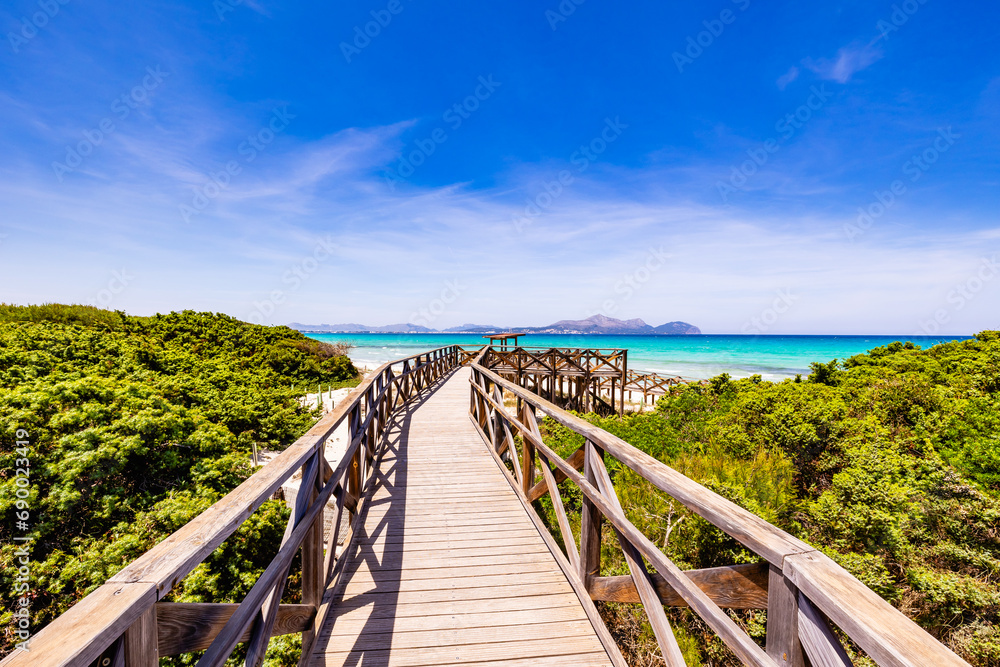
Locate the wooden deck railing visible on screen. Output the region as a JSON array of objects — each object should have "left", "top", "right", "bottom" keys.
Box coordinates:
[
  {"left": 619, "top": 368, "right": 687, "bottom": 403},
  {"left": 481, "top": 345, "right": 627, "bottom": 377},
  {"left": 3, "top": 346, "right": 462, "bottom": 667},
  {"left": 475, "top": 346, "right": 627, "bottom": 413},
  {"left": 468, "top": 357, "right": 971, "bottom": 667}
]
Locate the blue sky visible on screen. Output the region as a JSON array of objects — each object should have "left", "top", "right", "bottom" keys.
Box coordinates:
[{"left": 0, "top": 0, "right": 997, "bottom": 334}]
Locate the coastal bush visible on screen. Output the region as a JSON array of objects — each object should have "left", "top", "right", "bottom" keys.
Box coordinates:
[
  {"left": 0, "top": 305, "right": 359, "bottom": 661},
  {"left": 539, "top": 332, "right": 1000, "bottom": 666}
]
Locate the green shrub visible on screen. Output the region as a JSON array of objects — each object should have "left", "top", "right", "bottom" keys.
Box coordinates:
[{"left": 0, "top": 306, "right": 359, "bottom": 659}]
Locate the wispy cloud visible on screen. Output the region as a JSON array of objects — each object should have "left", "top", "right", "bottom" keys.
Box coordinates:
[
  {"left": 804, "top": 42, "right": 883, "bottom": 83},
  {"left": 776, "top": 66, "right": 799, "bottom": 90},
  {"left": 0, "top": 119, "right": 996, "bottom": 335}
]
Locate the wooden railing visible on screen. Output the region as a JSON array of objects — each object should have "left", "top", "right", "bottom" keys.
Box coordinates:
[
  {"left": 468, "top": 357, "right": 971, "bottom": 667},
  {"left": 477, "top": 346, "right": 627, "bottom": 413},
  {"left": 619, "top": 368, "right": 687, "bottom": 403},
  {"left": 4, "top": 346, "right": 462, "bottom": 667},
  {"left": 481, "top": 345, "right": 627, "bottom": 377}
]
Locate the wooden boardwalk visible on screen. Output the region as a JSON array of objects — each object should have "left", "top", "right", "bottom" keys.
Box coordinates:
[{"left": 308, "top": 367, "right": 614, "bottom": 667}]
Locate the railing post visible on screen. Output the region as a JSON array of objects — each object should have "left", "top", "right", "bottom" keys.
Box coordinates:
[
  {"left": 365, "top": 386, "right": 376, "bottom": 460},
  {"left": 520, "top": 403, "right": 535, "bottom": 497},
  {"left": 123, "top": 605, "right": 157, "bottom": 667},
  {"left": 766, "top": 565, "right": 806, "bottom": 667},
  {"left": 348, "top": 407, "right": 361, "bottom": 509},
  {"left": 300, "top": 451, "right": 325, "bottom": 655},
  {"left": 579, "top": 440, "right": 603, "bottom": 586},
  {"left": 621, "top": 349, "right": 627, "bottom": 414}
]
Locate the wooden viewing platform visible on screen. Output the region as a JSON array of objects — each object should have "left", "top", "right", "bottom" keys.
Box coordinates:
[
  {"left": 478, "top": 346, "right": 628, "bottom": 413},
  {"left": 2, "top": 345, "right": 973, "bottom": 667}
]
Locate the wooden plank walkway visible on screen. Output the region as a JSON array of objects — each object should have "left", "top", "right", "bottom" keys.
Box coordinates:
[{"left": 309, "top": 367, "right": 614, "bottom": 667}]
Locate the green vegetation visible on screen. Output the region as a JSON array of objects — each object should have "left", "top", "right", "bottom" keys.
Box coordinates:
[
  {"left": 0, "top": 305, "right": 359, "bottom": 662},
  {"left": 539, "top": 333, "right": 1000, "bottom": 666},
  {"left": 4, "top": 307, "right": 997, "bottom": 665}
]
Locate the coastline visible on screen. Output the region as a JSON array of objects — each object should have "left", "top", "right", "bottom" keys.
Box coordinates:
[{"left": 315, "top": 332, "right": 975, "bottom": 382}]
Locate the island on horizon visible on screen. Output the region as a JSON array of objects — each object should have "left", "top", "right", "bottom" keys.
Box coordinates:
[{"left": 288, "top": 314, "right": 702, "bottom": 335}]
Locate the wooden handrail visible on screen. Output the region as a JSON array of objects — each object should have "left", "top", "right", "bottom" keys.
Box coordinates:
[
  {"left": 2, "top": 346, "right": 462, "bottom": 667},
  {"left": 468, "top": 361, "right": 971, "bottom": 667}
]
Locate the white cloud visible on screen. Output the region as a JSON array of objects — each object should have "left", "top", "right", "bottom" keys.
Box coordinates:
[
  {"left": 804, "top": 42, "right": 883, "bottom": 83},
  {"left": 776, "top": 66, "right": 800, "bottom": 90},
  {"left": 0, "top": 111, "right": 996, "bottom": 335}
]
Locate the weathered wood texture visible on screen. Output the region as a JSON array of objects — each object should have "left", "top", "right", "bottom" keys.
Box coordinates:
[
  {"left": 784, "top": 551, "right": 969, "bottom": 667},
  {"left": 470, "top": 366, "right": 776, "bottom": 667},
  {"left": 309, "top": 368, "right": 616, "bottom": 667},
  {"left": 0, "top": 347, "right": 461, "bottom": 667},
  {"left": 479, "top": 346, "right": 627, "bottom": 414},
  {"left": 124, "top": 605, "right": 158, "bottom": 667},
  {"left": 797, "top": 593, "right": 853, "bottom": 667},
  {"left": 468, "top": 361, "right": 972, "bottom": 667},
  {"left": 587, "top": 563, "right": 769, "bottom": 608},
  {"left": 155, "top": 603, "right": 314, "bottom": 655},
  {"left": 766, "top": 565, "right": 805, "bottom": 667}
]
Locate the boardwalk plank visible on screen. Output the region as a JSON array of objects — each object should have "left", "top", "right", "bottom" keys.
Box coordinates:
[
  {"left": 322, "top": 611, "right": 591, "bottom": 639},
  {"left": 313, "top": 636, "right": 610, "bottom": 667},
  {"left": 337, "top": 571, "right": 571, "bottom": 596}
]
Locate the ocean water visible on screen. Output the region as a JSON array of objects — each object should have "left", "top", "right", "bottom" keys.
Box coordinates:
[{"left": 304, "top": 333, "right": 974, "bottom": 382}]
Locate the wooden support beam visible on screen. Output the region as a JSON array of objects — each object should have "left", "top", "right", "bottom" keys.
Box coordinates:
[
  {"left": 783, "top": 550, "right": 969, "bottom": 667},
  {"left": 520, "top": 403, "right": 536, "bottom": 497},
  {"left": 591, "top": 444, "right": 685, "bottom": 666},
  {"left": 766, "top": 565, "right": 806, "bottom": 666},
  {"left": 155, "top": 603, "right": 314, "bottom": 656},
  {"left": 797, "top": 592, "right": 853, "bottom": 667},
  {"left": 579, "top": 441, "right": 603, "bottom": 586},
  {"left": 123, "top": 605, "right": 157, "bottom": 667},
  {"left": 526, "top": 446, "right": 585, "bottom": 502},
  {"left": 299, "top": 454, "right": 326, "bottom": 658}
]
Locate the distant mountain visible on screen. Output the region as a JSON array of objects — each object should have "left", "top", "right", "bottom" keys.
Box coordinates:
[
  {"left": 511, "top": 315, "right": 701, "bottom": 335},
  {"left": 545, "top": 314, "right": 652, "bottom": 334},
  {"left": 290, "top": 315, "right": 700, "bottom": 335},
  {"left": 652, "top": 321, "right": 701, "bottom": 335}
]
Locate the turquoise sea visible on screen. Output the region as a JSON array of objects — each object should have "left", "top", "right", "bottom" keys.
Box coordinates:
[{"left": 304, "top": 333, "right": 975, "bottom": 382}]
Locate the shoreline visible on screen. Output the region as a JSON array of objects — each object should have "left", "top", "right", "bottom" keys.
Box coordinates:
[{"left": 324, "top": 332, "right": 974, "bottom": 383}]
